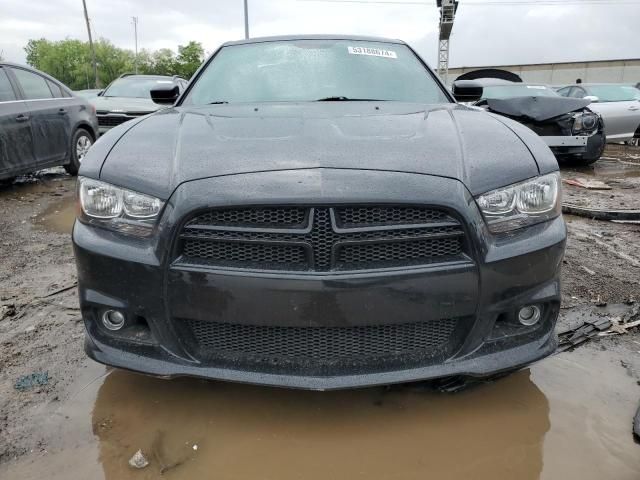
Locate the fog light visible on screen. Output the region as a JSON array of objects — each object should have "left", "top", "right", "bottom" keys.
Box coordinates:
[
  {"left": 518, "top": 305, "right": 541, "bottom": 326},
  {"left": 102, "top": 310, "right": 126, "bottom": 331}
]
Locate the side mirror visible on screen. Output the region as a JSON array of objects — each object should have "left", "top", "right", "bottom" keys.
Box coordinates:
[
  {"left": 97, "top": 90, "right": 104, "bottom": 96},
  {"left": 584, "top": 95, "right": 599, "bottom": 103},
  {"left": 452, "top": 80, "right": 483, "bottom": 102},
  {"left": 150, "top": 85, "right": 180, "bottom": 105}
]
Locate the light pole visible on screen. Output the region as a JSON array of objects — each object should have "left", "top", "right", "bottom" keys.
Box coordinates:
[
  {"left": 82, "top": 0, "right": 99, "bottom": 88},
  {"left": 132, "top": 16, "right": 139, "bottom": 74},
  {"left": 243, "top": 0, "right": 249, "bottom": 39}
]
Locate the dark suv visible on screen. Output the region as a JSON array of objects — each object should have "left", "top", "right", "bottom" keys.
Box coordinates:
[
  {"left": 90, "top": 74, "right": 187, "bottom": 133},
  {"left": 0, "top": 63, "right": 99, "bottom": 181}
]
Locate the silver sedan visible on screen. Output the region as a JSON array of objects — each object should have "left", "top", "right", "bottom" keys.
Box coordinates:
[{"left": 557, "top": 83, "right": 640, "bottom": 143}]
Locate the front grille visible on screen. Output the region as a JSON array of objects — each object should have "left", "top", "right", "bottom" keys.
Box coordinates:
[
  {"left": 336, "top": 206, "right": 448, "bottom": 227},
  {"left": 97, "top": 112, "right": 150, "bottom": 128},
  {"left": 184, "top": 318, "right": 460, "bottom": 374},
  {"left": 183, "top": 239, "right": 308, "bottom": 270},
  {"left": 97, "top": 115, "right": 132, "bottom": 127},
  {"left": 190, "top": 207, "right": 308, "bottom": 228},
  {"left": 177, "top": 206, "right": 467, "bottom": 272}
]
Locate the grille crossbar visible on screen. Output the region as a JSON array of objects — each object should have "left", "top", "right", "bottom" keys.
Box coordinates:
[{"left": 177, "top": 206, "right": 466, "bottom": 272}]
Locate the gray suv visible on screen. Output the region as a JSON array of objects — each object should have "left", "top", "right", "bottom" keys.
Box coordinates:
[
  {"left": 91, "top": 74, "right": 187, "bottom": 133},
  {"left": 0, "top": 62, "right": 99, "bottom": 181}
]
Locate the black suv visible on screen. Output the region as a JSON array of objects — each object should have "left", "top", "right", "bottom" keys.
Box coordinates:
[{"left": 0, "top": 63, "right": 99, "bottom": 181}]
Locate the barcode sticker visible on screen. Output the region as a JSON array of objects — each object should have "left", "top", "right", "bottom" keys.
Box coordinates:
[{"left": 348, "top": 46, "right": 397, "bottom": 59}]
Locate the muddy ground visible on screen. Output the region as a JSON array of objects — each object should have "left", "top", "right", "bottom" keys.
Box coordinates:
[{"left": 1, "top": 147, "right": 639, "bottom": 479}]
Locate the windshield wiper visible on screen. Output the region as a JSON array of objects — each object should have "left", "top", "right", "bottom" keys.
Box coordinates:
[
  {"left": 314, "top": 96, "right": 387, "bottom": 102},
  {"left": 208, "top": 101, "right": 229, "bottom": 104}
]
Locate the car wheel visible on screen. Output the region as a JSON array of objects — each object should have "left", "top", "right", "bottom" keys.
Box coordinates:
[
  {"left": 0, "top": 176, "right": 16, "bottom": 188},
  {"left": 65, "top": 128, "right": 94, "bottom": 176}
]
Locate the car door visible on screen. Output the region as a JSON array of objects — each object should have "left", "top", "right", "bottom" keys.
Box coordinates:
[
  {"left": 10, "top": 66, "right": 72, "bottom": 168},
  {"left": 0, "top": 66, "right": 36, "bottom": 180},
  {"left": 582, "top": 88, "right": 639, "bottom": 141}
]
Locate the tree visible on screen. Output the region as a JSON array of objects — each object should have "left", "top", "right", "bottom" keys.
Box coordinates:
[
  {"left": 23, "top": 38, "right": 205, "bottom": 89},
  {"left": 175, "top": 41, "right": 205, "bottom": 79},
  {"left": 150, "top": 48, "right": 177, "bottom": 76},
  {"left": 25, "top": 38, "right": 90, "bottom": 89}
]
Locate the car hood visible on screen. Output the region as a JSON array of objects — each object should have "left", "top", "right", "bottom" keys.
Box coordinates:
[
  {"left": 90, "top": 96, "right": 162, "bottom": 113},
  {"left": 92, "top": 102, "right": 553, "bottom": 200},
  {"left": 485, "top": 96, "right": 591, "bottom": 122}
]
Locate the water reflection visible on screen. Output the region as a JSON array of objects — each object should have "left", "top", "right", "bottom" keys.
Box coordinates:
[{"left": 92, "top": 369, "right": 549, "bottom": 480}]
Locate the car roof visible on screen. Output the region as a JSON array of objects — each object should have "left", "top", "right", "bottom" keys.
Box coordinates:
[
  {"left": 223, "top": 34, "right": 406, "bottom": 47},
  {"left": 117, "top": 74, "right": 182, "bottom": 80},
  {"left": 0, "top": 62, "right": 72, "bottom": 93},
  {"left": 468, "top": 78, "right": 519, "bottom": 87},
  {"left": 562, "top": 83, "right": 632, "bottom": 87}
]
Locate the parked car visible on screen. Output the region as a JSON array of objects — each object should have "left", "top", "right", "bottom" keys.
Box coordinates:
[
  {"left": 74, "top": 35, "right": 566, "bottom": 390},
  {"left": 557, "top": 83, "right": 640, "bottom": 143},
  {"left": 0, "top": 62, "right": 99, "bottom": 182},
  {"left": 91, "top": 74, "right": 188, "bottom": 133},
  {"left": 74, "top": 89, "right": 102, "bottom": 99},
  {"left": 471, "top": 79, "right": 605, "bottom": 165}
]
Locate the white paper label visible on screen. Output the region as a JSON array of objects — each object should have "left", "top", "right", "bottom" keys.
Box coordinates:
[{"left": 348, "top": 46, "right": 397, "bottom": 59}]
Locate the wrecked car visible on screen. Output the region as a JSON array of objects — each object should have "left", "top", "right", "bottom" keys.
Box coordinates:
[
  {"left": 466, "top": 79, "right": 605, "bottom": 165},
  {"left": 74, "top": 35, "right": 566, "bottom": 390},
  {"left": 0, "top": 62, "right": 99, "bottom": 182}
]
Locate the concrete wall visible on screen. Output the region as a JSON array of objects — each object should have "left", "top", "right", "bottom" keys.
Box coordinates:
[{"left": 448, "top": 59, "right": 640, "bottom": 86}]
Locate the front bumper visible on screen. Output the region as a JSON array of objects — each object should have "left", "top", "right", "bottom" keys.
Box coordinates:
[
  {"left": 73, "top": 169, "right": 566, "bottom": 390},
  {"left": 542, "top": 135, "right": 588, "bottom": 148}
]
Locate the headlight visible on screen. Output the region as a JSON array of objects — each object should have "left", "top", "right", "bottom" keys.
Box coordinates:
[
  {"left": 572, "top": 112, "right": 598, "bottom": 134},
  {"left": 476, "top": 172, "right": 561, "bottom": 233},
  {"left": 78, "top": 177, "right": 164, "bottom": 236}
]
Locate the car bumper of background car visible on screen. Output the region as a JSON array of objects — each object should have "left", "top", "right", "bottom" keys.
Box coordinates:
[
  {"left": 542, "top": 135, "right": 588, "bottom": 147},
  {"left": 73, "top": 169, "right": 566, "bottom": 390}
]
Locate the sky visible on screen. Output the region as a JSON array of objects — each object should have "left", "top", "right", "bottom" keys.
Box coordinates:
[{"left": 0, "top": 0, "right": 639, "bottom": 68}]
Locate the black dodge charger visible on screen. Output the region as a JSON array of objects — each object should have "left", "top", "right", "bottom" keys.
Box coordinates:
[{"left": 74, "top": 35, "right": 566, "bottom": 390}]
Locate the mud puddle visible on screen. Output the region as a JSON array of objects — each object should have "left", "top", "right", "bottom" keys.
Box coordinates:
[
  {"left": 561, "top": 150, "right": 640, "bottom": 211},
  {"left": 0, "top": 175, "right": 76, "bottom": 234},
  {"left": 32, "top": 195, "right": 76, "bottom": 234},
  {"left": 3, "top": 346, "right": 639, "bottom": 480}
]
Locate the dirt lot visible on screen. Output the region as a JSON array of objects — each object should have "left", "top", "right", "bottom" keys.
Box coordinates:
[{"left": 1, "top": 148, "right": 639, "bottom": 479}]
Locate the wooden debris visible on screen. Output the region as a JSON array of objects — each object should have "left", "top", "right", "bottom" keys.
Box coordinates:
[
  {"left": 42, "top": 282, "right": 78, "bottom": 298},
  {"left": 558, "top": 317, "right": 612, "bottom": 352},
  {"left": 563, "top": 177, "right": 612, "bottom": 190}
]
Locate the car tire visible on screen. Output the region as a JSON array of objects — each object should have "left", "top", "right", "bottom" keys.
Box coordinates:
[
  {"left": 65, "top": 128, "right": 94, "bottom": 176},
  {"left": 0, "top": 176, "right": 16, "bottom": 188}
]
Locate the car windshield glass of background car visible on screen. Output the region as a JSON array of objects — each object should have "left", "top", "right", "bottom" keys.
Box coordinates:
[
  {"left": 482, "top": 85, "right": 559, "bottom": 99},
  {"left": 184, "top": 40, "right": 450, "bottom": 105},
  {"left": 587, "top": 85, "right": 640, "bottom": 102},
  {"left": 103, "top": 77, "right": 175, "bottom": 98}
]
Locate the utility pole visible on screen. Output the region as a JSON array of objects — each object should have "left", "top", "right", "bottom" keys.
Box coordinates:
[
  {"left": 436, "top": 0, "right": 458, "bottom": 85},
  {"left": 82, "top": 0, "right": 99, "bottom": 88},
  {"left": 243, "top": 0, "right": 249, "bottom": 39},
  {"left": 132, "top": 16, "right": 139, "bottom": 74}
]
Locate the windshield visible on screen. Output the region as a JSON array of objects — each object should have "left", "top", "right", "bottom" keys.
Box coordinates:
[
  {"left": 183, "top": 40, "right": 450, "bottom": 105},
  {"left": 482, "top": 85, "right": 559, "bottom": 100},
  {"left": 586, "top": 85, "right": 640, "bottom": 102},
  {"left": 103, "top": 77, "right": 175, "bottom": 98}
]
